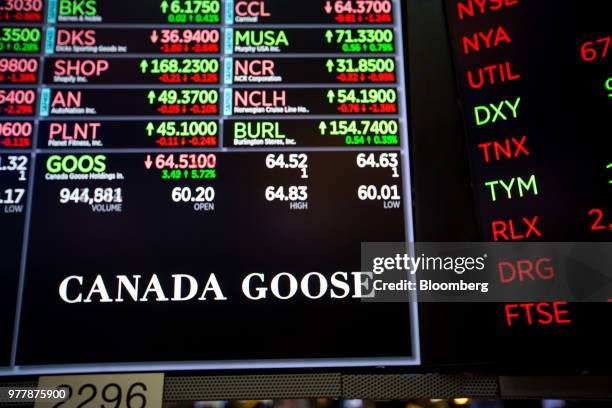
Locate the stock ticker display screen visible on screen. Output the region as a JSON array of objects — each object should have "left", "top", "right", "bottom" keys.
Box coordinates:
[
  {"left": 0, "top": 0, "right": 419, "bottom": 373},
  {"left": 444, "top": 0, "right": 612, "bottom": 242},
  {"left": 441, "top": 0, "right": 612, "bottom": 368},
  {"left": 1, "top": 0, "right": 611, "bottom": 376}
]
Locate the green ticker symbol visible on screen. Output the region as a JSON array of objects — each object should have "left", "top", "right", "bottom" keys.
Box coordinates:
[{"left": 607, "top": 163, "right": 612, "bottom": 184}]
